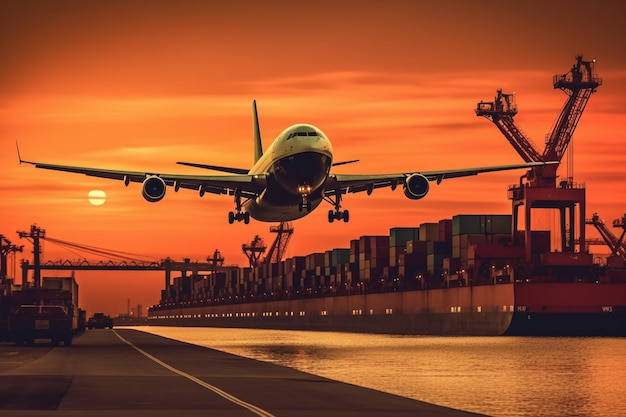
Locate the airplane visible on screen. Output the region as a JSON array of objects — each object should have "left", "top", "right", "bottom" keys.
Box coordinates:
[{"left": 18, "top": 100, "right": 555, "bottom": 224}]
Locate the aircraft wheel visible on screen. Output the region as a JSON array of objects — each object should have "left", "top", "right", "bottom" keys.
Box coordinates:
[
  {"left": 228, "top": 212, "right": 235, "bottom": 224},
  {"left": 343, "top": 210, "right": 350, "bottom": 222},
  {"left": 328, "top": 210, "right": 335, "bottom": 223},
  {"left": 244, "top": 212, "right": 250, "bottom": 224}
]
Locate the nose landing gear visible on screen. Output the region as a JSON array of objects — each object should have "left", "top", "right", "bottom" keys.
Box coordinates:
[{"left": 297, "top": 184, "right": 313, "bottom": 213}]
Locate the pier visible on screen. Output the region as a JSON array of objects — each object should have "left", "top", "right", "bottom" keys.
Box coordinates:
[{"left": 0, "top": 329, "right": 484, "bottom": 416}]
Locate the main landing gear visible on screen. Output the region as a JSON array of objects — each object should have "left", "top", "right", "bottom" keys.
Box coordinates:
[
  {"left": 228, "top": 211, "right": 250, "bottom": 224},
  {"left": 328, "top": 209, "right": 349, "bottom": 223},
  {"left": 228, "top": 191, "right": 250, "bottom": 224},
  {"left": 324, "top": 190, "right": 349, "bottom": 223}
]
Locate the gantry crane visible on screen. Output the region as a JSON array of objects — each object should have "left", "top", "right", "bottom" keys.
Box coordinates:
[
  {"left": 476, "top": 56, "right": 602, "bottom": 260},
  {"left": 266, "top": 222, "right": 294, "bottom": 264},
  {"left": 242, "top": 222, "right": 294, "bottom": 267},
  {"left": 242, "top": 235, "right": 266, "bottom": 267}
]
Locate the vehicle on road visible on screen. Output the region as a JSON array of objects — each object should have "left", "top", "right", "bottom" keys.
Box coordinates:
[
  {"left": 87, "top": 312, "right": 114, "bottom": 329},
  {"left": 9, "top": 305, "right": 73, "bottom": 346}
]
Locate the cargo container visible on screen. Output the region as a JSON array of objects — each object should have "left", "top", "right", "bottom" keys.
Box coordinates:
[
  {"left": 419, "top": 223, "right": 439, "bottom": 241},
  {"left": 389, "top": 227, "right": 420, "bottom": 247}
]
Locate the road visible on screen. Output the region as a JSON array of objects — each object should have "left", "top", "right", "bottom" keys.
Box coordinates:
[{"left": 0, "top": 329, "right": 486, "bottom": 417}]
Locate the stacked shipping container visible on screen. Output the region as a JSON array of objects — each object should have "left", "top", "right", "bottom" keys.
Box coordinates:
[{"left": 159, "top": 214, "right": 559, "bottom": 305}]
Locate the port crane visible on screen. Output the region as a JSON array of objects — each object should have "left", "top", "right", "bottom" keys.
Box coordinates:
[
  {"left": 12, "top": 225, "right": 236, "bottom": 293},
  {"left": 476, "top": 55, "right": 602, "bottom": 260},
  {"left": 0, "top": 235, "right": 23, "bottom": 282},
  {"left": 242, "top": 222, "right": 294, "bottom": 267},
  {"left": 586, "top": 213, "right": 626, "bottom": 260},
  {"left": 242, "top": 235, "right": 266, "bottom": 268}
]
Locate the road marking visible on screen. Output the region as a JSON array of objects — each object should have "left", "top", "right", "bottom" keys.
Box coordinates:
[{"left": 114, "top": 330, "right": 275, "bottom": 417}]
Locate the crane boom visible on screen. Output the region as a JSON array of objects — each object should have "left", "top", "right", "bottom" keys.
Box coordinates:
[
  {"left": 546, "top": 56, "right": 602, "bottom": 162},
  {"left": 586, "top": 214, "right": 626, "bottom": 259},
  {"left": 476, "top": 90, "right": 542, "bottom": 163},
  {"left": 477, "top": 55, "right": 601, "bottom": 188}
]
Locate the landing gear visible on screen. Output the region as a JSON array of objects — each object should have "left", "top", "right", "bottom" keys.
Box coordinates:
[
  {"left": 297, "top": 184, "right": 313, "bottom": 213},
  {"left": 298, "top": 199, "right": 312, "bottom": 212},
  {"left": 228, "top": 211, "right": 250, "bottom": 224},
  {"left": 328, "top": 209, "right": 349, "bottom": 223},
  {"left": 228, "top": 190, "right": 250, "bottom": 224},
  {"left": 324, "top": 190, "right": 349, "bottom": 223}
]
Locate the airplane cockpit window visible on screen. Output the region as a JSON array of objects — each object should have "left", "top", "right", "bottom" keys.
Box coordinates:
[{"left": 287, "top": 130, "right": 319, "bottom": 140}]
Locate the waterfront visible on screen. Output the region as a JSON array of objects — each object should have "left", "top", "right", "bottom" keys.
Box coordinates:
[{"left": 135, "top": 326, "right": 625, "bottom": 417}]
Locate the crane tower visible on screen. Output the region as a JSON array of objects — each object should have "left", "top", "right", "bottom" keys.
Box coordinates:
[
  {"left": 266, "top": 222, "right": 294, "bottom": 264},
  {"left": 242, "top": 236, "right": 266, "bottom": 268},
  {"left": 242, "top": 222, "right": 294, "bottom": 267},
  {"left": 476, "top": 56, "right": 601, "bottom": 260}
]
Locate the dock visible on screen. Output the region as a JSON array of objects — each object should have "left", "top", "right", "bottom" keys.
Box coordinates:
[{"left": 0, "top": 329, "right": 485, "bottom": 416}]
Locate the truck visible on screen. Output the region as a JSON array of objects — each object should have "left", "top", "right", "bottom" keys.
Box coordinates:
[
  {"left": 87, "top": 312, "right": 114, "bottom": 329},
  {"left": 9, "top": 304, "right": 74, "bottom": 346}
]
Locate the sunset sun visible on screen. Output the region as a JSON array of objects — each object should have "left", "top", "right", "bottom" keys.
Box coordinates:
[{"left": 87, "top": 189, "right": 106, "bottom": 206}]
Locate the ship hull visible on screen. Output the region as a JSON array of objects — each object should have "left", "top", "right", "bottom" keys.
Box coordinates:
[{"left": 148, "top": 282, "right": 626, "bottom": 336}]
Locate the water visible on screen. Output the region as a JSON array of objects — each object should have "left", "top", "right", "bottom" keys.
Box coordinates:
[{"left": 133, "top": 326, "right": 626, "bottom": 417}]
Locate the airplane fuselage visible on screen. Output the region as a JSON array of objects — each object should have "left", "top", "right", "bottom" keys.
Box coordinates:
[{"left": 245, "top": 124, "right": 333, "bottom": 222}]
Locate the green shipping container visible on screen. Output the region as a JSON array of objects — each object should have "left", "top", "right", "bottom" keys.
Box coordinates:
[
  {"left": 389, "top": 227, "right": 420, "bottom": 247},
  {"left": 452, "top": 214, "right": 512, "bottom": 235}
]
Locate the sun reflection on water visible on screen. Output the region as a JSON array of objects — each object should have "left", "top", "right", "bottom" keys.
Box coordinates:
[{"left": 134, "top": 327, "right": 626, "bottom": 417}]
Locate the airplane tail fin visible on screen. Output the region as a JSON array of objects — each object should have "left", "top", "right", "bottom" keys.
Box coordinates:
[{"left": 253, "top": 100, "right": 263, "bottom": 163}]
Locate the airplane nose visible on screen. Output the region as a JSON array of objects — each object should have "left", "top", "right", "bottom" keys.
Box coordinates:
[{"left": 274, "top": 152, "right": 331, "bottom": 195}]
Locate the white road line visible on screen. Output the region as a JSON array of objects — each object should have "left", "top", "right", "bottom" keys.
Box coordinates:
[{"left": 113, "top": 330, "right": 276, "bottom": 417}]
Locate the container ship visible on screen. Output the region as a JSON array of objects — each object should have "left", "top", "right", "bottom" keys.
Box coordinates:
[
  {"left": 148, "top": 56, "right": 626, "bottom": 336},
  {"left": 147, "top": 212, "right": 626, "bottom": 336}
]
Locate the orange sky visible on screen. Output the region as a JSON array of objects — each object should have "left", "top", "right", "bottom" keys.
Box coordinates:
[{"left": 1, "top": 1, "right": 625, "bottom": 315}]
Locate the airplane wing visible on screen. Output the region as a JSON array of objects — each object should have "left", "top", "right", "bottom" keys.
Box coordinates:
[
  {"left": 176, "top": 161, "right": 249, "bottom": 174},
  {"left": 18, "top": 159, "right": 266, "bottom": 198},
  {"left": 324, "top": 161, "right": 556, "bottom": 196}
]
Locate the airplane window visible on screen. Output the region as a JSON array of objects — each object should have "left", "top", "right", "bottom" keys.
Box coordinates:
[{"left": 286, "top": 130, "right": 318, "bottom": 139}]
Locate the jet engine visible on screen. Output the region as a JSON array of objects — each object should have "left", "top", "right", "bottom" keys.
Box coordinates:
[
  {"left": 142, "top": 176, "right": 166, "bottom": 202},
  {"left": 403, "top": 173, "right": 430, "bottom": 200}
]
